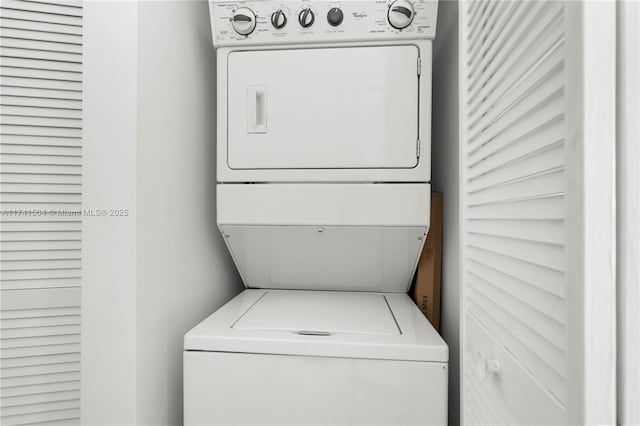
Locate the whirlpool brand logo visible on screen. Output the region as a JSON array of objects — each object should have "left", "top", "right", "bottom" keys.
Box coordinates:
[{"left": 351, "top": 12, "right": 368, "bottom": 19}]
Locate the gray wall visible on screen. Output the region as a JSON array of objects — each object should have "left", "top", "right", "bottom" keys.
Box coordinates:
[
  {"left": 431, "top": 1, "right": 460, "bottom": 424},
  {"left": 82, "top": 2, "right": 243, "bottom": 424}
]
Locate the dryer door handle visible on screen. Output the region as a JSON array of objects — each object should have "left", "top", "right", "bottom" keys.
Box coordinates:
[{"left": 248, "top": 85, "right": 267, "bottom": 134}]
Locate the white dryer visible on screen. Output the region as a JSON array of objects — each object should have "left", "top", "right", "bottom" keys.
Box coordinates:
[{"left": 185, "top": 1, "right": 447, "bottom": 425}]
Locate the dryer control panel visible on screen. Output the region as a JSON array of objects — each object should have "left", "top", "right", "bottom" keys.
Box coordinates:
[{"left": 209, "top": 1, "right": 437, "bottom": 47}]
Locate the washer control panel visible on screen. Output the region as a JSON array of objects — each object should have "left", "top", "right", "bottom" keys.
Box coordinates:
[{"left": 209, "top": 1, "right": 437, "bottom": 47}]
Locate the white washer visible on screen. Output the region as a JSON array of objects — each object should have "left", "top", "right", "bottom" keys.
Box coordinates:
[
  {"left": 185, "top": 1, "right": 446, "bottom": 425},
  {"left": 185, "top": 290, "right": 448, "bottom": 425}
]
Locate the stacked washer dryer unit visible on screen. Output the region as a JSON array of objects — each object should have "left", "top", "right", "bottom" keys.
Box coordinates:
[{"left": 184, "top": 1, "right": 446, "bottom": 425}]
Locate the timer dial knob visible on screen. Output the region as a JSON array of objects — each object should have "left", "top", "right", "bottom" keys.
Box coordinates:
[
  {"left": 231, "top": 7, "right": 256, "bottom": 35},
  {"left": 271, "top": 9, "right": 287, "bottom": 29},
  {"left": 327, "top": 7, "right": 344, "bottom": 26},
  {"left": 299, "top": 8, "right": 315, "bottom": 28},
  {"left": 388, "top": 0, "right": 415, "bottom": 29}
]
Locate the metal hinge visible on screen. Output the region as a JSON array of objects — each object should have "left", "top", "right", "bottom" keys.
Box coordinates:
[
  {"left": 416, "top": 139, "right": 421, "bottom": 157},
  {"left": 417, "top": 57, "right": 421, "bottom": 76}
]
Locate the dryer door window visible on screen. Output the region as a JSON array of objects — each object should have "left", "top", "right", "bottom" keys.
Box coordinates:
[{"left": 227, "top": 46, "right": 420, "bottom": 170}]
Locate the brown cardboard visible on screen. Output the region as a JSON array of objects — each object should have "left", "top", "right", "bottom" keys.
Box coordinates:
[{"left": 413, "top": 192, "right": 443, "bottom": 331}]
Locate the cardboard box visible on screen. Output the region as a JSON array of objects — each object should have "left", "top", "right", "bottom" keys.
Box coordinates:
[{"left": 412, "top": 192, "right": 443, "bottom": 331}]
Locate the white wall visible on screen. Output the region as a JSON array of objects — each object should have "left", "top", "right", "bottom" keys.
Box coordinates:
[
  {"left": 82, "top": 2, "right": 243, "bottom": 424},
  {"left": 82, "top": 3, "right": 138, "bottom": 424},
  {"left": 431, "top": 1, "right": 459, "bottom": 425},
  {"left": 136, "top": 2, "right": 243, "bottom": 424}
]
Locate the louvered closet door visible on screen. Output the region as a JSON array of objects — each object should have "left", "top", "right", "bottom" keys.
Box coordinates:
[
  {"left": 460, "top": 1, "right": 616, "bottom": 425},
  {"left": 0, "top": 1, "right": 82, "bottom": 425}
]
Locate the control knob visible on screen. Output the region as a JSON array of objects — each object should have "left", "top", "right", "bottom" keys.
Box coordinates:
[
  {"left": 271, "top": 9, "right": 287, "bottom": 29},
  {"left": 388, "top": 0, "right": 415, "bottom": 29},
  {"left": 231, "top": 7, "right": 256, "bottom": 35},
  {"left": 327, "top": 7, "right": 344, "bottom": 27},
  {"left": 299, "top": 8, "right": 315, "bottom": 28}
]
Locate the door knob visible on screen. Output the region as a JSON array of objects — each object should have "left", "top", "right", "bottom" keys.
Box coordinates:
[{"left": 474, "top": 351, "right": 500, "bottom": 380}]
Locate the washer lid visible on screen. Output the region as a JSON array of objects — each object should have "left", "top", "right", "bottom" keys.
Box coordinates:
[
  {"left": 233, "top": 291, "right": 400, "bottom": 336},
  {"left": 185, "top": 290, "right": 448, "bottom": 362}
]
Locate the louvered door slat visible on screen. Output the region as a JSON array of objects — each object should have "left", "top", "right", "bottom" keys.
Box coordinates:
[
  {"left": 467, "top": 232, "right": 564, "bottom": 272},
  {"left": 0, "top": 58, "right": 80, "bottom": 75},
  {"left": 469, "top": 85, "right": 564, "bottom": 154},
  {"left": 466, "top": 1, "right": 492, "bottom": 49},
  {"left": 1, "top": 278, "right": 81, "bottom": 291},
  {"left": 467, "top": 259, "right": 565, "bottom": 322},
  {"left": 468, "top": 1, "right": 541, "bottom": 99},
  {"left": 468, "top": 195, "right": 564, "bottom": 220},
  {"left": 1, "top": 344, "right": 80, "bottom": 360},
  {"left": 1, "top": 0, "right": 81, "bottom": 15},
  {"left": 467, "top": 245, "right": 564, "bottom": 297},
  {"left": 1, "top": 153, "right": 81, "bottom": 165},
  {"left": 0, "top": 306, "right": 79, "bottom": 319},
  {"left": 1, "top": 145, "right": 81, "bottom": 156},
  {"left": 468, "top": 218, "right": 564, "bottom": 245},
  {"left": 461, "top": 1, "right": 616, "bottom": 424},
  {"left": 468, "top": 119, "right": 564, "bottom": 177},
  {"left": 0, "top": 106, "right": 81, "bottom": 119},
  {"left": 1, "top": 389, "right": 80, "bottom": 409},
  {"left": 2, "top": 258, "right": 81, "bottom": 271},
  {"left": 466, "top": 1, "right": 529, "bottom": 95},
  {"left": 0, "top": 407, "right": 80, "bottom": 426},
  {"left": 0, "top": 8, "right": 81, "bottom": 27},
  {"left": 1, "top": 165, "right": 80, "bottom": 176},
  {"left": 0, "top": 16, "right": 82, "bottom": 36},
  {"left": 1, "top": 221, "right": 81, "bottom": 231},
  {"left": 1, "top": 381, "right": 79, "bottom": 401},
  {"left": 0, "top": 46, "right": 80, "bottom": 63},
  {"left": 469, "top": 36, "right": 563, "bottom": 130},
  {"left": 0, "top": 98, "right": 81, "bottom": 113},
  {"left": 0, "top": 125, "right": 81, "bottom": 137},
  {"left": 0, "top": 27, "right": 81, "bottom": 44},
  {"left": 1, "top": 240, "right": 81, "bottom": 252},
  {"left": 467, "top": 169, "right": 565, "bottom": 206},
  {"left": 0, "top": 37, "right": 81, "bottom": 53},
  {"left": 0, "top": 76, "right": 82, "bottom": 92},
  {"left": 469, "top": 50, "right": 564, "bottom": 142},
  {"left": 1, "top": 316, "right": 80, "bottom": 330},
  {"left": 466, "top": 1, "right": 502, "bottom": 65},
  {"left": 468, "top": 143, "right": 564, "bottom": 194},
  {"left": 1, "top": 361, "right": 80, "bottom": 378},
  {"left": 470, "top": 277, "right": 565, "bottom": 349},
  {"left": 0, "top": 193, "right": 81, "bottom": 203},
  {"left": 468, "top": 2, "right": 562, "bottom": 109},
  {"left": 2, "top": 248, "right": 80, "bottom": 260},
  {"left": 1, "top": 3, "right": 82, "bottom": 424}
]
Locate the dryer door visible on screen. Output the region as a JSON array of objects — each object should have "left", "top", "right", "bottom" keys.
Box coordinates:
[{"left": 227, "top": 45, "right": 420, "bottom": 170}]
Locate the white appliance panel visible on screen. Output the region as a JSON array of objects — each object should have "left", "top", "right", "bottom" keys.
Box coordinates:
[
  {"left": 233, "top": 291, "right": 400, "bottom": 335},
  {"left": 221, "top": 225, "right": 426, "bottom": 292},
  {"left": 184, "top": 351, "right": 448, "bottom": 426},
  {"left": 227, "top": 46, "right": 419, "bottom": 170},
  {"left": 208, "top": 1, "right": 438, "bottom": 47},
  {"left": 217, "top": 183, "right": 431, "bottom": 227}
]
